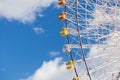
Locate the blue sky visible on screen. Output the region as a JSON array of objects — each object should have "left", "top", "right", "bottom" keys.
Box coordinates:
[
  {"left": 0, "top": 0, "right": 120, "bottom": 80},
  {"left": 0, "top": 0, "right": 66, "bottom": 80}
]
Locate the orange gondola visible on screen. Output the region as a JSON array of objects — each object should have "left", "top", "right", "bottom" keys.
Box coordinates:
[
  {"left": 58, "top": 0, "right": 66, "bottom": 6},
  {"left": 58, "top": 12, "right": 67, "bottom": 20}
]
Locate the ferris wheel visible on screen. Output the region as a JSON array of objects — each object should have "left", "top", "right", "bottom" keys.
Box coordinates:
[{"left": 58, "top": 0, "right": 120, "bottom": 80}]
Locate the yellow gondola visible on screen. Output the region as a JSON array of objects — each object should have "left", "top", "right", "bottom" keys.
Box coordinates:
[
  {"left": 66, "top": 61, "right": 74, "bottom": 70},
  {"left": 60, "top": 28, "right": 68, "bottom": 36},
  {"left": 72, "top": 77, "right": 80, "bottom": 80}
]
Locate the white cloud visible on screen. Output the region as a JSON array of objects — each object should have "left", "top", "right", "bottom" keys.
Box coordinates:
[
  {"left": 90, "top": 5, "right": 120, "bottom": 26},
  {"left": 21, "top": 58, "right": 74, "bottom": 80},
  {"left": 86, "top": 31, "right": 120, "bottom": 80},
  {"left": 21, "top": 3, "right": 120, "bottom": 80},
  {"left": 0, "top": 0, "right": 57, "bottom": 23},
  {"left": 33, "top": 27, "right": 45, "bottom": 35},
  {"left": 50, "top": 51, "right": 60, "bottom": 56},
  {"left": 21, "top": 33, "right": 120, "bottom": 80}
]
